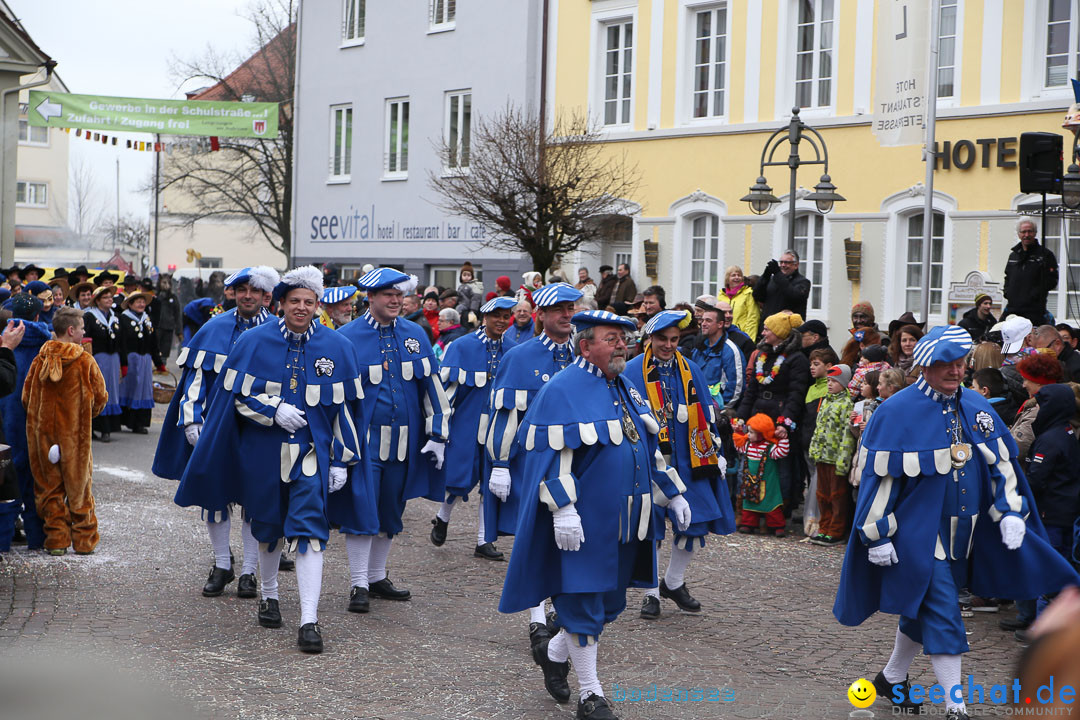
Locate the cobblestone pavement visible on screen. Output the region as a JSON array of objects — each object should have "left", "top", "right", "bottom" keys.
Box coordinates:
[{"left": 0, "top": 409, "right": 1033, "bottom": 720}]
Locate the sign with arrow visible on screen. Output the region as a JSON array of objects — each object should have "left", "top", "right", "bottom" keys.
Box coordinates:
[{"left": 27, "top": 90, "right": 278, "bottom": 139}]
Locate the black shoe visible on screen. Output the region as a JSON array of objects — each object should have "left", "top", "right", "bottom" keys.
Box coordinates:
[
  {"left": 236, "top": 573, "right": 257, "bottom": 598},
  {"left": 659, "top": 579, "right": 701, "bottom": 612},
  {"left": 577, "top": 693, "right": 618, "bottom": 719},
  {"left": 1015, "top": 629, "right": 1031, "bottom": 643},
  {"left": 278, "top": 554, "right": 295, "bottom": 572},
  {"left": 873, "top": 670, "right": 922, "bottom": 713},
  {"left": 945, "top": 710, "right": 969, "bottom": 720},
  {"left": 368, "top": 576, "right": 411, "bottom": 601},
  {"left": 999, "top": 617, "right": 1031, "bottom": 631},
  {"left": 430, "top": 517, "right": 448, "bottom": 546},
  {"left": 546, "top": 611, "right": 560, "bottom": 636},
  {"left": 133, "top": 426, "right": 148, "bottom": 435},
  {"left": 348, "top": 585, "right": 370, "bottom": 614},
  {"left": 100, "top": 432, "right": 111, "bottom": 443},
  {"left": 640, "top": 595, "right": 661, "bottom": 619},
  {"left": 529, "top": 622, "right": 551, "bottom": 652},
  {"left": 298, "top": 622, "right": 323, "bottom": 653},
  {"left": 473, "top": 542, "right": 504, "bottom": 560},
  {"left": 202, "top": 566, "right": 235, "bottom": 597},
  {"left": 531, "top": 637, "right": 571, "bottom": 704},
  {"left": 258, "top": 598, "right": 282, "bottom": 628}
]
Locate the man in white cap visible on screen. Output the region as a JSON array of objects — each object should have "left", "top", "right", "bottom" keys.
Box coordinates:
[
  {"left": 997, "top": 315, "right": 1034, "bottom": 410},
  {"left": 155, "top": 266, "right": 279, "bottom": 599}
]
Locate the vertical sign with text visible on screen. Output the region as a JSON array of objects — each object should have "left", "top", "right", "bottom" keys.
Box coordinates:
[{"left": 872, "top": 1, "right": 930, "bottom": 147}]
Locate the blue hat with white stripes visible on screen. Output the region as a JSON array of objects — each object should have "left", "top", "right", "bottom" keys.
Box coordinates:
[
  {"left": 480, "top": 296, "right": 517, "bottom": 313},
  {"left": 322, "top": 285, "right": 358, "bottom": 305},
  {"left": 355, "top": 267, "right": 410, "bottom": 291},
  {"left": 532, "top": 282, "right": 583, "bottom": 307},
  {"left": 643, "top": 309, "right": 693, "bottom": 336},
  {"left": 571, "top": 310, "right": 636, "bottom": 332},
  {"left": 911, "top": 325, "right": 972, "bottom": 367},
  {"left": 225, "top": 266, "right": 280, "bottom": 293}
]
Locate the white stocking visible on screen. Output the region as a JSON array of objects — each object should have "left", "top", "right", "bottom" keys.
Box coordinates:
[
  {"left": 930, "top": 654, "right": 964, "bottom": 712},
  {"left": 664, "top": 546, "right": 694, "bottom": 589},
  {"left": 568, "top": 641, "right": 602, "bottom": 701},
  {"left": 529, "top": 600, "right": 547, "bottom": 625},
  {"left": 476, "top": 498, "right": 486, "bottom": 547},
  {"left": 257, "top": 542, "right": 281, "bottom": 600},
  {"left": 240, "top": 520, "right": 259, "bottom": 575},
  {"left": 295, "top": 547, "right": 323, "bottom": 626},
  {"left": 547, "top": 629, "right": 570, "bottom": 663},
  {"left": 367, "top": 536, "right": 393, "bottom": 584},
  {"left": 346, "top": 534, "right": 372, "bottom": 589},
  {"left": 883, "top": 626, "right": 922, "bottom": 683},
  {"left": 437, "top": 498, "right": 455, "bottom": 522},
  {"left": 206, "top": 516, "right": 232, "bottom": 570}
]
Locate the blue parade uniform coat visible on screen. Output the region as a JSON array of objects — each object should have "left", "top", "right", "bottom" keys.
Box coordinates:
[
  {"left": 436, "top": 328, "right": 515, "bottom": 501},
  {"left": 152, "top": 308, "right": 270, "bottom": 494},
  {"left": 338, "top": 312, "right": 450, "bottom": 526},
  {"left": 499, "top": 359, "right": 688, "bottom": 615},
  {"left": 833, "top": 380, "right": 1080, "bottom": 628},
  {"left": 623, "top": 353, "right": 735, "bottom": 546},
  {"left": 174, "top": 319, "right": 377, "bottom": 551},
  {"left": 484, "top": 334, "right": 575, "bottom": 542}
]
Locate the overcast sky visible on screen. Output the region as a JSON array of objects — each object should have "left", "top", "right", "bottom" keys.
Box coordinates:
[{"left": 14, "top": 0, "right": 255, "bottom": 229}]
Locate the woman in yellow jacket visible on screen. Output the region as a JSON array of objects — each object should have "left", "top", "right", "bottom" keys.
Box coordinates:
[{"left": 722, "top": 266, "right": 759, "bottom": 341}]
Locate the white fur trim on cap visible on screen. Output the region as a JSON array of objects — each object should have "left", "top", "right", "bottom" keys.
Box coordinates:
[
  {"left": 281, "top": 266, "right": 324, "bottom": 298},
  {"left": 393, "top": 274, "right": 419, "bottom": 295},
  {"left": 246, "top": 266, "right": 280, "bottom": 294}
]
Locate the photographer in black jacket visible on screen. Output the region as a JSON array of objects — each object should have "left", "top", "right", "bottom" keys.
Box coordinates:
[{"left": 752, "top": 250, "right": 811, "bottom": 320}]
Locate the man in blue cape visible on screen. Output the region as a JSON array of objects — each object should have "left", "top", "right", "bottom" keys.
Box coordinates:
[
  {"left": 485, "top": 282, "right": 583, "bottom": 649},
  {"left": 429, "top": 295, "right": 517, "bottom": 560},
  {"left": 834, "top": 325, "right": 1080, "bottom": 719},
  {"left": 624, "top": 309, "right": 735, "bottom": 620},
  {"left": 500, "top": 310, "right": 692, "bottom": 720},
  {"left": 175, "top": 266, "right": 373, "bottom": 654},
  {"left": 337, "top": 267, "right": 450, "bottom": 614},
  {"left": 154, "top": 266, "right": 278, "bottom": 599}
]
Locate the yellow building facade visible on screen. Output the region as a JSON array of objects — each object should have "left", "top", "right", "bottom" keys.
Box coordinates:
[{"left": 549, "top": 0, "right": 1080, "bottom": 326}]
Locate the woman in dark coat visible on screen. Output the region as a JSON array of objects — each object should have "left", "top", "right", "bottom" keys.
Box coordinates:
[
  {"left": 85, "top": 286, "right": 124, "bottom": 441},
  {"left": 117, "top": 291, "right": 164, "bottom": 434}
]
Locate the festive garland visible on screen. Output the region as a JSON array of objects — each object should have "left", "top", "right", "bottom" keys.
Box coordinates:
[{"left": 754, "top": 352, "right": 786, "bottom": 385}]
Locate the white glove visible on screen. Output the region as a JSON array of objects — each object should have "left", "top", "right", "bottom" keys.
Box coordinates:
[
  {"left": 1000, "top": 515, "right": 1026, "bottom": 550},
  {"left": 328, "top": 466, "right": 348, "bottom": 493},
  {"left": 669, "top": 495, "right": 692, "bottom": 531},
  {"left": 488, "top": 467, "right": 511, "bottom": 502},
  {"left": 184, "top": 423, "right": 202, "bottom": 447},
  {"left": 47, "top": 444, "right": 60, "bottom": 464},
  {"left": 552, "top": 504, "right": 585, "bottom": 551},
  {"left": 274, "top": 402, "right": 307, "bottom": 433},
  {"left": 420, "top": 439, "right": 445, "bottom": 470},
  {"left": 868, "top": 541, "right": 898, "bottom": 567}
]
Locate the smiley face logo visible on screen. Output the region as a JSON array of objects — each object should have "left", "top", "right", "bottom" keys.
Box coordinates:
[{"left": 847, "top": 678, "right": 876, "bottom": 708}]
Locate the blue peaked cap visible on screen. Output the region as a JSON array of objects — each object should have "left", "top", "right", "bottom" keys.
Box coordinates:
[
  {"left": 572, "top": 310, "right": 636, "bottom": 332},
  {"left": 532, "top": 282, "right": 583, "bottom": 307},
  {"left": 480, "top": 296, "right": 517, "bottom": 313},
  {"left": 643, "top": 309, "right": 692, "bottom": 335},
  {"left": 322, "top": 285, "right": 358, "bottom": 305},
  {"left": 356, "top": 267, "right": 409, "bottom": 291},
  {"left": 911, "top": 325, "right": 973, "bottom": 367}
]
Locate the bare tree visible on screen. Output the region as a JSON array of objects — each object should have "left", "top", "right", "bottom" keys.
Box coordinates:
[
  {"left": 68, "top": 157, "right": 105, "bottom": 244},
  {"left": 428, "top": 105, "right": 640, "bottom": 277},
  {"left": 158, "top": 0, "right": 295, "bottom": 260}
]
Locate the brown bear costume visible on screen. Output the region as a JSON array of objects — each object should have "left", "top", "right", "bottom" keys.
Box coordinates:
[{"left": 22, "top": 339, "right": 108, "bottom": 553}]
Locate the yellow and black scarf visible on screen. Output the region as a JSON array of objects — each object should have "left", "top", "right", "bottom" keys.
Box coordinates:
[{"left": 641, "top": 345, "right": 721, "bottom": 479}]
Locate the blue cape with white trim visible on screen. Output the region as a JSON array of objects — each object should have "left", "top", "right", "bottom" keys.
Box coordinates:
[{"left": 833, "top": 382, "right": 1079, "bottom": 627}]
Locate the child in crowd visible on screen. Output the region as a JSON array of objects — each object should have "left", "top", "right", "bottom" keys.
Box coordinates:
[
  {"left": 808, "top": 364, "right": 856, "bottom": 546},
  {"left": 850, "top": 370, "right": 882, "bottom": 442},
  {"left": 22, "top": 308, "right": 108, "bottom": 555},
  {"left": 801, "top": 347, "right": 839, "bottom": 538},
  {"left": 972, "top": 367, "right": 1019, "bottom": 426},
  {"left": 734, "top": 414, "right": 789, "bottom": 537},
  {"left": 847, "top": 344, "right": 890, "bottom": 399},
  {"left": 876, "top": 368, "right": 905, "bottom": 401}
]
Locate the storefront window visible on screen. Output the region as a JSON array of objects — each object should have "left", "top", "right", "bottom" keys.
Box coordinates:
[
  {"left": 793, "top": 213, "right": 824, "bottom": 311},
  {"left": 905, "top": 212, "right": 945, "bottom": 316},
  {"left": 1043, "top": 216, "right": 1080, "bottom": 322},
  {"left": 689, "top": 214, "right": 721, "bottom": 300}
]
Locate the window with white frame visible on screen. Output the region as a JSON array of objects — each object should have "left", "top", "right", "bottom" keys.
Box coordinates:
[
  {"left": 794, "top": 0, "right": 835, "bottom": 110},
  {"left": 430, "top": 0, "right": 456, "bottom": 29},
  {"left": 444, "top": 91, "right": 471, "bottom": 170},
  {"left": 329, "top": 105, "right": 353, "bottom": 180},
  {"left": 17, "top": 119, "right": 48, "bottom": 145},
  {"left": 431, "top": 265, "right": 482, "bottom": 289},
  {"left": 1043, "top": 216, "right": 1080, "bottom": 322},
  {"left": 614, "top": 251, "right": 632, "bottom": 270},
  {"left": 792, "top": 213, "right": 825, "bottom": 311},
  {"left": 385, "top": 98, "right": 409, "bottom": 177},
  {"left": 602, "top": 20, "right": 634, "bottom": 126},
  {"left": 342, "top": 0, "right": 365, "bottom": 43},
  {"left": 689, "top": 215, "right": 721, "bottom": 299},
  {"left": 936, "top": 0, "right": 958, "bottom": 98},
  {"left": 692, "top": 5, "right": 729, "bottom": 119},
  {"left": 904, "top": 212, "right": 945, "bottom": 316},
  {"left": 1044, "top": 0, "right": 1080, "bottom": 89},
  {"left": 15, "top": 181, "right": 47, "bottom": 208}
]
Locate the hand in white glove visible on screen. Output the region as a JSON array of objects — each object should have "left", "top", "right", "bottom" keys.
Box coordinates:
[
  {"left": 184, "top": 423, "right": 202, "bottom": 447},
  {"left": 274, "top": 402, "right": 307, "bottom": 433},
  {"left": 328, "top": 466, "right": 348, "bottom": 493},
  {"left": 868, "top": 541, "right": 898, "bottom": 567},
  {"left": 552, "top": 504, "right": 585, "bottom": 551},
  {"left": 669, "top": 495, "right": 692, "bottom": 531},
  {"left": 420, "top": 439, "right": 445, "bottom": 470},
  {"left": 1000, "top": 515, "right": 1026, "bottom": 550},
  {"left": 47, "top": 444, "right": 60, "bottom": 464},
  {"left": 488, "top": 467, "right": 511, "bottom": 502}
]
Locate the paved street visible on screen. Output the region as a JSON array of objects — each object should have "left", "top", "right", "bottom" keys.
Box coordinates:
[{"left": 0, "top": 407, "right": 1030, "bottom": 720}]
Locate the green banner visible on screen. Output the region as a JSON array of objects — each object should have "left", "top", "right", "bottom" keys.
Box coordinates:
[{"left": 27, "top": 90, "right": 279, "bottom": 139}]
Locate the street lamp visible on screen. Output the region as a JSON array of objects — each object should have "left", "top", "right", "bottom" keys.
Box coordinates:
[
  {"left": 742, "top": 107, "right": 844, "bottom": 249},
  {"left": 1063, "top": 164, "right": 1080, "bottom": 210}
]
